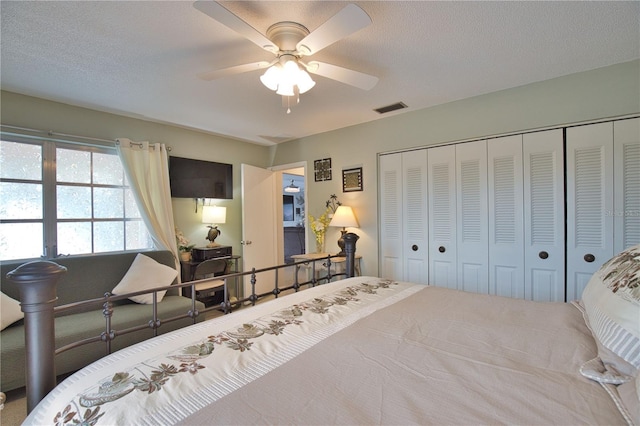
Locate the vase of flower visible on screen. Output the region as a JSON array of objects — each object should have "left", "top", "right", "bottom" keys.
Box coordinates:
[
  {"left": 309, "top": 211, "right": 330, "bottom": 254},
  {"left": 176, "top": 228, "right": 195, "bottom": 262},
  {"left": 309, "top": 195, "right": 342, "bottom": 254},
  {"left": 315, "top": 235, "right": 325, "bottom": 254}
]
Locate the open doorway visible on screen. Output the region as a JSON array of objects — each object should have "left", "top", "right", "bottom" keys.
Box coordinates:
[{"left": 281, "top": 168, "right": 305, "bottom": 263}]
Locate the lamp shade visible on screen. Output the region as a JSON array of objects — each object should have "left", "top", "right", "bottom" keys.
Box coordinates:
[
  {"left": 330, "top": 206, "right": 359, "bottom": 228},
  {"left": 202, "top": 205, "right": 226, "bottom": 224}
]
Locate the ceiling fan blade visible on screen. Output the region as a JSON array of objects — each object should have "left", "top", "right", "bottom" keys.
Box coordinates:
[
  {"left": 305, "top": 61, "right": 378, "bottom": 90},
  {"left": 194, "top": 1, "right": 278, "bottom": 53},
  {"left": 197, "top": 61, "right": 272, "bottom": 81},
  {"left": 296, "top": 4, "right": 371, "bottom": 56}
]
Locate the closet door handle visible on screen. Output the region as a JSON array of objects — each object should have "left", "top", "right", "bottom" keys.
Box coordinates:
[
  {"left": 438, "top": 246, "right": 446, "bottom": 253},
  {"left": 538, "top": 251, "right": 549, "bottom": 260},
  {"left": 411, "top": 245, "right": 419, "bottom": 252},
  {"left": 584, "top": 253, "right": 595, "bottom": 263}
]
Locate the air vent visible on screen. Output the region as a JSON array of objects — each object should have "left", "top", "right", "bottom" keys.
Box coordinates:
[{"left": 374, "top": 102, "right": 408, "bottom": 114}]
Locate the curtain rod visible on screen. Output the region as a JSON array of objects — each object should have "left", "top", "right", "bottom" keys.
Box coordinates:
[
  {"left": 1, "top": 124, "right": 171, "bottom": 151},
  {"left": 115, "top": 140, "right": 171, "bottom": 151}
]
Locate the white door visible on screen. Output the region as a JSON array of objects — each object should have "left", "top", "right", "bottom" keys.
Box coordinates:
[
  {"left": 613, "top": 118, "right": 640, "bottom": 252},
  {"left": 488, "top": 135, "right": 525, "bottom": 298},
  {"left": 456, "top": 140, "right": 488, "bottom": 294},
  {"left": 428, "top": 144, "right": 457, "bottom": 289},
  {"left": 523, "top": 129, "right": 565, "bottom": 302},
  {"left": 241, "top": 164, "right": 278, "bottom": 298},
  {"left": 402, "top": 150, "right": 429, "bottom": 284},
  {"left": 379, "top": 153, "right": 404, "bottom": 280},
  {"left": 566, "top": 123, "right": 614, "bottom": 301},
  {"left": 378, "top": 150, "right": 428, "bottom": 283}
]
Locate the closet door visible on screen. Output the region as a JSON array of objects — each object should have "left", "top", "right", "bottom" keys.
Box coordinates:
[
  {"left": 613, "top": 118, "right": 640, "bottom": 252},
  {"left": 402, "top": 150, "right": 429, "bottom": 284},
  {"left": 523, "top": 129, "right": 565, "bottom": 302},
  {"left": 428, "top": 145, "right": 457, "bottom": 289},
  {"left": 379, "top": 153, "right": 404, "bottom": 281},
  {"left": 378, "top": 150, "right": 429, "bottom": 283},
  {"left": 488, "top": 135, "right": 525, "bottom": 298},
  {"left": 566, "top": 123, "right": 614, "bottom": 301},
  {"left": 456, "top": 140, "right": 488, "bottom": 294}
]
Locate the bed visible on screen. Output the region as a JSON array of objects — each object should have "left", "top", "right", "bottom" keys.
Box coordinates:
[{"left": 22, "top": 244, "right": 640, "bottom": 425}]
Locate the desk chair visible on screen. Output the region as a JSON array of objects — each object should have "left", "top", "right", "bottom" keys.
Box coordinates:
[{"left": 192, "top": 258, "right": 228, "bottom": 306}]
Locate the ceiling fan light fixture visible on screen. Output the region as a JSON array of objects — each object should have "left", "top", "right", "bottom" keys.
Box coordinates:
[
  {"left": 260, "top": 64, "right": 281, "bottom": 91},
  {"left": 195, "top": 3, "right": 377, "bottom": 113},
  {"left": 282, "top": 58, "right": 300, "bottom": 77},
  {"left": 284, "top": 179, "right": 300, "bottom": 193},
  {"left": 297, "top": 69, "right": 316, "bottom": 94},
  {"left": 276, "top": 81, "right": 295, "bottom": 97},
  {"left": 260, "top": 56, "right": 316, "bottom": 109}
]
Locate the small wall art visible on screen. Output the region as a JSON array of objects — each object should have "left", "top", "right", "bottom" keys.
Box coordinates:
[
  {"left": 342, "top": 167, "right": 363, "bottom": 192},
  {"left": 314, "top": 158, "right": 332, "bottom": 182}
]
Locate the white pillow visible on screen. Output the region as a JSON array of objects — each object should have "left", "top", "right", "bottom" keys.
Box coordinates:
[
  {"left": 1, "top": 292, "right": 24, "bottom": 331},
  {"left": 581, "top": 244, "right": 640, "bottom": 378},
  {"left": 112, "top": 254, "right": 178, "bottom": 304}
]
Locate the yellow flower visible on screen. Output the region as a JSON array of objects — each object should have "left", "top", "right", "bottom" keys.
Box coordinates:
[
  {"left": 309, "top": 208, "right": 331, "bottom": 245},
  {"left": 308, "top": 196, "right": 341, "bottom": 251}
]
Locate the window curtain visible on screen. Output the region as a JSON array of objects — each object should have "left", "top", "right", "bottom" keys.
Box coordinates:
[{"left": 116, "top": 138, "right": 180, "bottom": 273}]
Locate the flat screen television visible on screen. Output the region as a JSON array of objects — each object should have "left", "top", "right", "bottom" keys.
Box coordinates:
[{"left": 169, "top": 156, "right": 233, "bottom": 199}]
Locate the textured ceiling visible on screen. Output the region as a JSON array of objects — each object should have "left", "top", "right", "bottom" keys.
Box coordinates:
[{"left": 1, "top": 1, "right": 638, "bottom": 146}]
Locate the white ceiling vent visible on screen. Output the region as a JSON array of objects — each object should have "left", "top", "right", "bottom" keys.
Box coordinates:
[{"left": 374, "top": 102, "right": 408, "bottom": 114}]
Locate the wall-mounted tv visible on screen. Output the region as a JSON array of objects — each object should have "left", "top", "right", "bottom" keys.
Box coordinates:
[{"left": 169, "top": 156, "right": 233, "bottom": 199}]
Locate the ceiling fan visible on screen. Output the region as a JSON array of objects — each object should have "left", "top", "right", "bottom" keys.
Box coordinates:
[{"left": 194, "top": 1, "right": 379, "bottom": 112}]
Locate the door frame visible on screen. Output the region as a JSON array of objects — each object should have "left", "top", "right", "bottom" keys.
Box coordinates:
[{"left": 271, "top": 161, "right": 308, "bottom": 260}]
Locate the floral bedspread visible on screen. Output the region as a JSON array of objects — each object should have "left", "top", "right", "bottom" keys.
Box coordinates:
[{"left": 26, "top": 277, "right": 422, "bottom": 426}]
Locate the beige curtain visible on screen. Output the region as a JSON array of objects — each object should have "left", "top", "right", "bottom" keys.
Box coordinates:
[{"left": 116, "top": 138, "right": 179, "bottom": 272}]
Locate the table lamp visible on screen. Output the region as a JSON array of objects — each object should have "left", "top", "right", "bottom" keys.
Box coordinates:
[
  {"left": 202, "top": 205, "right": 226, "bottom": 247},
  {"left": 329, "top": 205, "right": 359, "bottom": 256}
]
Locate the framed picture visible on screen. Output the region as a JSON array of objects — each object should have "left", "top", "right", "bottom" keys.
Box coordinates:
[
  {"left": 314, "top": 158, "right": 332, "bottom": 182},
  {"left": 342, "top": 167, "right": 363, "bottom": 192}
]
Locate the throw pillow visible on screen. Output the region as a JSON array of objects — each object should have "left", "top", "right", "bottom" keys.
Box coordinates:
[
  {"left": 1, "top": 292, "right": 23, "bottom": 331},
  {"left": 581, "top": 244, "right": 640, "bottom": 379},
  {"left": 112, "top": 253, "right": 178, "bottom": 304}
]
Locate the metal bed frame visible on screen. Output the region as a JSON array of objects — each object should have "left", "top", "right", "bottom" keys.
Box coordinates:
[{"left": 5, "top": 233, "right": 359, "bottom": 413}]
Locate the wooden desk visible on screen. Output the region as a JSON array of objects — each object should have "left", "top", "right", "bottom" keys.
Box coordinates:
[{"left": 290, "top": 253, "right": 362, "bottom": 281}]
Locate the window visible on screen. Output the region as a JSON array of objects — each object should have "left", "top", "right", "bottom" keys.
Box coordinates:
[{"left": 0, "top": 138, "right": 153, "bottom": 261}]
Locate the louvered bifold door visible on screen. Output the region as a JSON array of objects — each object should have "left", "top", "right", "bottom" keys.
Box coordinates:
[
  {"left": 402, "top": 150, "right": 429, "bottom": 284},
  {"left": 456, "top": 140, "right": 489, "bottom": 294},
  {"left": 379, "top": 153, "right": 404, "bottom": 280},
  {"left": 614, "top": 117, "right": 640, "bottom": 252},
  {"left": 488, "top": 135, "right": 525, "bottom": 298},
  {"left": 524, "top": 129, "right": 565, "bottom": 302},
  {"left": 566, "top": 123, "right": 614, "bottom": 301},
  {"left": 428, "top": 145, "right": 457, "bottom": 289}
]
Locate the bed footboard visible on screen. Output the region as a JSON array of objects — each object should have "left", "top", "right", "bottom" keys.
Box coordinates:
[{"left": 5, "top": 233, "right": 359, "bottom": 413}]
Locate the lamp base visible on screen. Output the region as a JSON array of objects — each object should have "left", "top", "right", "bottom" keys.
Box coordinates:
[{"left": 336, "top": 229, "right": 348, "bottom": 257}]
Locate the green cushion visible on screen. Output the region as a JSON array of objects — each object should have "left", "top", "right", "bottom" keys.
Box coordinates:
[{"left": 1, "top": 250, "right": 179, "bottom": 308}]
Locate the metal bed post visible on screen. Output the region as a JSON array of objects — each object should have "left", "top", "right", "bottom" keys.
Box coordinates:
[
  {"left": 343, "top": 232, "right": 359, "bottom": 278},
  {"left": 101, "top": 296, "right": 114, "bottom": 355},
  {"left": 250, "top": 267, "right": 257, "bottom": 305},
  {"left": 6, "top": 260, "right": 67, "bottom": 414}
]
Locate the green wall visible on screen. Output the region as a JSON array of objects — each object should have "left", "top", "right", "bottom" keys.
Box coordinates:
[
  {"left": 2, "top": 60, "right": 639, "bottom": 276},
  {"left": 270, "top": 60, "right": 640, "bottom": 275},
  {"left": 0, "top": 90, "right": 270, "bottom": 257}
]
